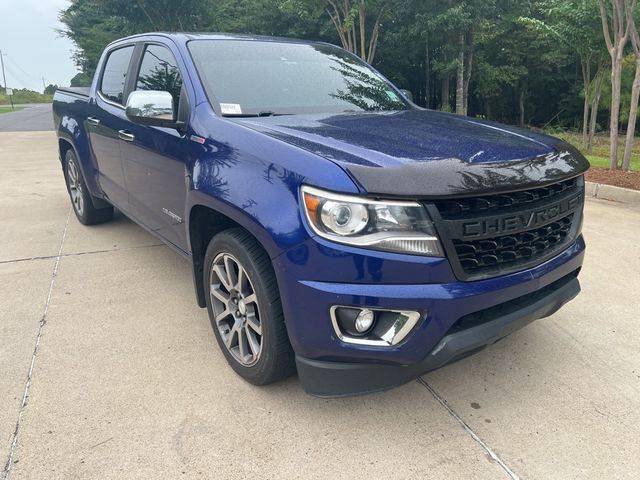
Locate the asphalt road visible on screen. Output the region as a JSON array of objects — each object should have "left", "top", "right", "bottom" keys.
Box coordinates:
[
  {"left": 0, "top": 104, "right": 53, "bottom": 132},
  {"left": 1, "top": 128, "right": 639, "bottom": 479}
]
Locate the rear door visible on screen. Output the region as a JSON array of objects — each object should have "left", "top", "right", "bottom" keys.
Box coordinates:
[
  {"left": 87, "top": 45, "right": 136, "bottom": 211},
  {"left": 119, "top": 42, "right": 190, "bottom": 251}
]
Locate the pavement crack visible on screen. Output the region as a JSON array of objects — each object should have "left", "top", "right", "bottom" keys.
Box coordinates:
[
  {"left": 0, "top": 243, "right": 165, "bottom": 265},
  {"left": 89, "top": 437, "right": 114, "bottom": 450},
  {"left": 3, "top": 208, "right": 72, "bottom": 480},
  {"left": 417, "top": 377, "right": 521, "bottom": 480}
]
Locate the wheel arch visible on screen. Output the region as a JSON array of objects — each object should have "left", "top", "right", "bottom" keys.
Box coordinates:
[
  {"left": 187, "top": 199, "right": 280, "bottom": 309},
  {"left": 58, "top": 137, "right": 74, "bottom": 164},
  {"left": 58, "top": 137, "right": 111, "bottom": 210}
]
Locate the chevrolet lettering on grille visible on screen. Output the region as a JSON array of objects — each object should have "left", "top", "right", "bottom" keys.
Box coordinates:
[{"left": 454, "top": 193, "right": 583, "bottom": 240}]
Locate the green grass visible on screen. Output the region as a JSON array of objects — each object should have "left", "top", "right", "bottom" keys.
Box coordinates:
[
  {"left": 550, "top": 131, "right": 640, "bottom": 172},
  {"left": 0, "top": 93, "right": 52, "bottom": 105},
  {"left": 584, "top": 155, "right": 640, "bottom": 170},
  {"left": 0, "top": 106, "right": 25, "bottom": 114}
]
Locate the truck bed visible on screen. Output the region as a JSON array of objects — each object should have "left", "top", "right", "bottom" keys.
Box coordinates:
[{"left": 56, "top": 87, "right": 90, "bottom": 98}]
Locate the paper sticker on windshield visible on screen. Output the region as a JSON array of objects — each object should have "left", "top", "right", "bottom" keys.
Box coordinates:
[
  {"left": 385, "top": 90, "right": 400, "bottom": 101},
  {"left": 220, "top": 103, "right": 243, "bottom": 115}
]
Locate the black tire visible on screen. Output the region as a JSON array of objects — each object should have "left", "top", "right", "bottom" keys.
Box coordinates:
[
  {"left": 63, "top": 149, "right": 113, "bottom": 225},
  {"left": 204, "top": 228, "right": 295, "bottom": 385}
]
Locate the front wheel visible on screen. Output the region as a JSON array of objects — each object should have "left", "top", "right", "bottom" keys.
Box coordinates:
[
  {"left": 204, "top": 228, "right": 295, "bottom": 385},
  {"left": 63, "top": 149, "right": 113, "bottom": 225}
]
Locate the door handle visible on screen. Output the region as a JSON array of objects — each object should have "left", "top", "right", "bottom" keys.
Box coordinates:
[
  {"left": 87, "top": 117, "right": 100, "bottom": 126},
  {"left": 118, "top": 130, "right": 135, "bottom": 142}
]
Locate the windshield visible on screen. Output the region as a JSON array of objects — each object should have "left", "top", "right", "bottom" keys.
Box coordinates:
[{"left": 187, "top": 39, "right": 409, "bottom": 116}]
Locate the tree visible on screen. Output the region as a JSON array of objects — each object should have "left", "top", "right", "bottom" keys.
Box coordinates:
[
  {"left": 401, "top": 0, "right": 528, "bottom": 116},
  {"left": 470, "top": 2, "right": 569, "bottom": 126},
  {"left": 522, "top": 0, "right": 608, "bottom": 150},
  {"left": 587, "top": 68, "right": 607, "bottom": 152},
  {"left": 622, "top": 0, "right": 640, "bottom": 171},
  {"left": 70, "top": 72, "right": 92, "bottom": 87},
  {"left": 44, "top": 84, "right": 58, "bottom": 95},
  {"left": 60, "top": 0, "right": 333, "bottom": 78},
  {"left": 59, "top": 0, "right": 141, "bottom": 77},
  {"left": 321, "top": 0, "right": 389, "bottom": 63},
  {"left": 451, "top": 1, "right": 498, "bottom": 115},
  {"left": 598, "top": 0, "right": 636, "bottom": 170},
  {"left": 411, "top": 1, "right": 472, "bottom": 114},
  {"left": 276, "top": 0, "right": 389, "bottom": 62}
]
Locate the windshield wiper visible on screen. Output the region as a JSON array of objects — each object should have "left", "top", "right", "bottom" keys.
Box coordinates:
[{"left": 221, "top": 111, "right": 292, "bottom": 118}]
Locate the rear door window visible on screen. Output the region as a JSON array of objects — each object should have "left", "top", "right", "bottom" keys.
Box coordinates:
[{"left": 100, "top": 46, "right": 135, "bottom": 105}]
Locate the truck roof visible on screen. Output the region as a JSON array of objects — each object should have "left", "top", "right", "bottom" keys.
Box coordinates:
[{"left": 107, "top": 32, "right": 329, "bottom": 48}]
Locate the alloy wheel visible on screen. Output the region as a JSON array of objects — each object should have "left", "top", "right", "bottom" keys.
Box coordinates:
[
  {"left": 67, "top": 157, "right": 84, "bottom": 216},
  {"left": 209, "top": 253, "right": 263, "bottom": 366}
]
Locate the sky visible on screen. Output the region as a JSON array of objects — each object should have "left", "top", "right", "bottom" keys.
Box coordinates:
[{"left": 0, "top": 0, "right": 78, "bottom": 92}]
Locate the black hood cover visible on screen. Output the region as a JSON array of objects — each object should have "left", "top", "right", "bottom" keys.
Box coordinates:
[{"left": 234, "top": 110, "right": 589, "bottom": 198}]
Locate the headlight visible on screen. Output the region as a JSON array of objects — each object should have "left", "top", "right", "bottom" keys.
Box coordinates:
[{"left": 301, "top": 186, "right": 443, "bottom": 256}]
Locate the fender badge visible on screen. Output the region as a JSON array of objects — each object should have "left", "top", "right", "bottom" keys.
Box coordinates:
[
  {"left": 190, "top": 135, "right": 206, "bottom": 144},
  {"left": 162, "top": 208, "right": 183, "bottom": 223}
]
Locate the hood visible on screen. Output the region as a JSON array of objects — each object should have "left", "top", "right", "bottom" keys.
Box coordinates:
[{"left": 233, "top": 109, "right": 589, "bottom": 198}]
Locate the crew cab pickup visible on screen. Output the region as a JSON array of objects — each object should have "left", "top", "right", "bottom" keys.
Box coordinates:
[{"left": 52, "top": 33, "right": 588, "bottom": 397}]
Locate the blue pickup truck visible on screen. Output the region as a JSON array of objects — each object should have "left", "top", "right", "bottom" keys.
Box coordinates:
[{"left": 52, "top": 32, "right": 588, "bottom": 397}]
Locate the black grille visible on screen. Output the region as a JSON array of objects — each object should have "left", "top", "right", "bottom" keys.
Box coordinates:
[
  {"left": 436, "top": 178, "right": 578, "bottom": 219},
  {"left": 429, "top": 177, "right": 584, "bottom": 281},
  {"left": 453, "top": 214, "right": 574, "bottom": 273}
]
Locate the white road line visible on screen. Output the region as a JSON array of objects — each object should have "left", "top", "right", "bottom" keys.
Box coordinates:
[
  {"left": 3, "top": 208, "right": 71, "bottom": 480},
  {"left": 418, "top": 377, "right": 521, "bottom": 480}
]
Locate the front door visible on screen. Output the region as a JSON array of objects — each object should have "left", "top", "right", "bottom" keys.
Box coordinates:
[{"left": 119, "top": 43, "right": 190, "bottom": 251}]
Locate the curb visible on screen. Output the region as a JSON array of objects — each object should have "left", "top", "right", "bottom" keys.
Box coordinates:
[{"left": 585, "top": 181, "right": 640, "bottom": 205}]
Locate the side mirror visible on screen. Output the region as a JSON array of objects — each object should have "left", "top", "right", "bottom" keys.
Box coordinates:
[
  {"left": 400, "top": 89, "right": 414, "bottom": 102},
  {"left": 125, "top": 90, "right": 181, "bottom": 128}
]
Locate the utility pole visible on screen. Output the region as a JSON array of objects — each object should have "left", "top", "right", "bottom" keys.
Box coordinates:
[
  {"left": 42, "top": 76, "right": 46, "bottom": 92},
  {"left": 0, "top": 50, "right": 13, "bottom": 110}
]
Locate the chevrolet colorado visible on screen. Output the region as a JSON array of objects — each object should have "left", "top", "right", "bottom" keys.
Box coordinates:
[{"left": 52, "top": 33, "right": 588, "bottom": 397}]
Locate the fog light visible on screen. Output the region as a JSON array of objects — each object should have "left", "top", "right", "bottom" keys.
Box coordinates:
[
  {"left": 334, "top": 307, "right": 375, "bottom": 337},
  {"left": 355, "top": 309, "right": 375, "bottom": 333},
  {"left": 331, "top": 306, "right": 422, "bottom": 347}
]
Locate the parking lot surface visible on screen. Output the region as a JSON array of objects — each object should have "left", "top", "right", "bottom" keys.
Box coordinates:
[{"left": 1, "top": 125, "right": 640, "bottom": 479}]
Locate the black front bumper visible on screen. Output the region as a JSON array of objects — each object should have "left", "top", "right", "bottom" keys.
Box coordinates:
[{"left": 296, "top": 275, "right": 581, "bottom": 398}]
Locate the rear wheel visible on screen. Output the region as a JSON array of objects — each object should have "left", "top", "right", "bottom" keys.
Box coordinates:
[
  {"left": 63, "top": 149, "right": 113, "bottom": 225},
  {"left": 204, "top": 228, "right": 295, "bottom": 385}
]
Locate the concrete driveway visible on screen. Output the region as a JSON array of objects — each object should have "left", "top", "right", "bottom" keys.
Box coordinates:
[{"left": 1, "top": 130, "right": 639, "bottom": 480}]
